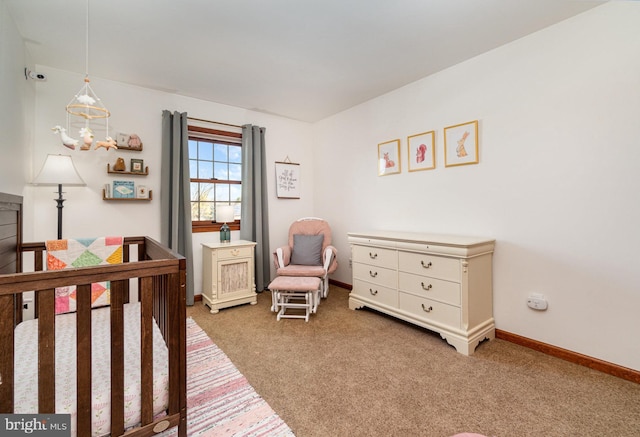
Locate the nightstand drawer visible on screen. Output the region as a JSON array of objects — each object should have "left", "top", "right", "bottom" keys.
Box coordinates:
[
  {"left": 353, "top": 262, "right": 397, "bottom": 289},
  {"left": 398, "top": 272, "right": 460, "bottom": 306},
  {"left": 216, "top": 246, "right": 253, "bottom": 260},
  {"left": 352, "top": 245, "right": 397, "bottom": 268},
  {"left": 352, "top": 279, "right": 398, "bottom": 308},
  {"left": 399, "top": 293, "right": 460, "bottom": 328},
  {"left": 399, "top": 252, "right": 460, "bottom": 281}
]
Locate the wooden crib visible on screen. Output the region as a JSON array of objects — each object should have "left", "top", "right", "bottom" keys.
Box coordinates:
[{"left": 0, "top": 193, "right": 187, "bottom": 437}]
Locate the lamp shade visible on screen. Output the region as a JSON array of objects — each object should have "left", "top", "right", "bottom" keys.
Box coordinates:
[
  {"left": 33, "top": 154, "right": 86, "bottom": 186},
  {"left": 216, "top": 205, "right": 235, "bottom": 223}
]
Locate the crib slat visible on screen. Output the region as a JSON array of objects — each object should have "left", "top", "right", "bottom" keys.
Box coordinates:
[
  {"left": 110, "top": 279, "right": 126, "bottom": 436},
  {"left": 140, "top": 276, "right": 153, "bottom": 424},
  {"left": 76, "top": 284, "right": 92, "bottom": 436},
  {"left": 0, "top": 294, "right": 14, "bottom": 412},
  {"left": 37, "top": 289, "right": 55, "bottom": 413}
]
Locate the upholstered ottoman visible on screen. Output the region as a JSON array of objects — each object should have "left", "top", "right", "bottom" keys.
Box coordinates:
[{"left": 269, "top": 276, "right": 322, "bottom": 322}]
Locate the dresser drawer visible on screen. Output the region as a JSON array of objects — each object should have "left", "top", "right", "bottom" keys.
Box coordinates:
[
  {"left": 352, "top": 279, "right": 398, "bottom": 308},
  {"left": 216, "top": 246, "right": 253, "bottom": 260},
  {"left": 399, "top": 293, "right": 460, "bottom": 328},
  {"left": 352, "top": 245, "right": 397, "bottom": 268},
  {"left": 399, "top": 252, "right": 460, "bottom": 282},
  {"left": 353, "top": 262, "right": 397, "bottom": 289},
  {"left": 398, "top": 272, "right": 460, "bottom": 306}
]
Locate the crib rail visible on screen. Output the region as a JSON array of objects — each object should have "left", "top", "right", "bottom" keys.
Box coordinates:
[{"left": 0, "top": 236, "right": 186, "bottom": 437}]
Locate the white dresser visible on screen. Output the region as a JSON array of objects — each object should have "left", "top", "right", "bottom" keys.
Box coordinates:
[
  {"left": 348, "top": 231, "right": 495, "bottom": 355},
  {"left": 201, "top": 240, "right": 257, "bottom": 313}
]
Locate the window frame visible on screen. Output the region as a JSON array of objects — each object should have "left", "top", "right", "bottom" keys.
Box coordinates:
[{"left": 188, "top": 125, "right": 243, "bottom": 234}]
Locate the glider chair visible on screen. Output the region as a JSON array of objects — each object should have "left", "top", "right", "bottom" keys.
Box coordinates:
[{"left": 273, "top": 217, "right": 338, "bottom": 300}]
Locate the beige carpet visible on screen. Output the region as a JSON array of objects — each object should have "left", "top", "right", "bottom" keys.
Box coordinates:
[{"left": 188, "top": 286, "right": 640, "bottom": 437}]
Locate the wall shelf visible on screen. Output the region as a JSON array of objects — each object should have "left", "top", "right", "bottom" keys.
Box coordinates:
[
  {"left": 103, "top": 189, "right": 152, "bottom": 201},
  {"left": 107, "top": 163, "right": 149, "bottom": 176}
]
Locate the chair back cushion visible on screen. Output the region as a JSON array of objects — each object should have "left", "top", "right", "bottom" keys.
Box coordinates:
[
  {"left": 290, "top": 234, "right": 324, "bottom": 266},
  {"left": 288, "top": 218, "right": 332, "bottom": 253}
]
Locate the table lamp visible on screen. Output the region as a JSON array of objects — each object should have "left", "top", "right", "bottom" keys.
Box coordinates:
[{"left": 217, "top": 205, "right": 234, "bottom": 243}]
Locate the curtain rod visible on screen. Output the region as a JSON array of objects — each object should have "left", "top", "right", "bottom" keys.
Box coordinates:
[{"left": 187, "top": 116, "right": 242, "bottom": 129}]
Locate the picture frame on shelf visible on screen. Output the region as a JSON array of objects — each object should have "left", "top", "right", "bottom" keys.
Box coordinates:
[
  {"left": 378, "top": 139, "right": 401, "bottom": 176},
  {"left": 112, "top": 180, "right": 135, "bottom": 199},
  {"left": 130, "top": 158, "right": 144, "bottom": 173},
  {"left": 137, "top": 185, "right": 149, "bottom": 199},
  {"left": 407, "top": 131, "right": 436, "bottom": 172},
  {"left": 444, "top": 120, "right": 479, "bottom": 167}
]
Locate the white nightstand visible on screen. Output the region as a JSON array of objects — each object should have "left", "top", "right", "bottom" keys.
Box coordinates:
[{"left": 201, "top": 240, "right": 257, "bottom": 313}]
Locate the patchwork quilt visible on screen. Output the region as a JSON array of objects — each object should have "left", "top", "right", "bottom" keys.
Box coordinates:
[{"left": 46, "top": 237, "right": 123, "bottom": 314}]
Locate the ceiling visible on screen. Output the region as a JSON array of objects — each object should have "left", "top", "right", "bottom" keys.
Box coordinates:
[{"left": 6, "top": 0, "right": 606, "bottom": 123}]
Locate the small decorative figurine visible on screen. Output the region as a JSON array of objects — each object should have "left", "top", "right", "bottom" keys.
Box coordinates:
[
  {"left": 113, "top": 157, "right": 126, "bottom": 171},
  {"left": 51, "top": 125, "right": 79, "bottom": 150},
  {"left": 127, "top": 134, "right": 143, "bottom": 150},
  {"left": 95, "top": 137, "right": 118, "bottom": 151},
  {"left": 79, "top": 127, "right": 94, "bottom": 150}
]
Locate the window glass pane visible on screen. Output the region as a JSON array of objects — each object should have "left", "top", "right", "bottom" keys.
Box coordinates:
[
  {"left": 230, "top": 184, "right": 241, "bottom": 202},
  {"left": 199, "top": 142, "right": 213, "bottom": 161},
  {"left": 198, "top": 161, "right": 213, "bottom": 179},
  {"left": 200, "top": 201, "right": 214, "bottom": 221},
  {"left": 229, "top": 146, "right": 242, "bottom": 163},
  {"left": 189, "top": 159, "right": 198, "bottom": 178},
  {"left": 188, "top": 140, "right": 198, "bottom": 159},
  {"left": 228, "top": 163, "right": 241, "bottom": 181},
  {"left": 231, "top": 202, "right": 241, "bottom": 219},
  {"left": 200, "top": 183, "right": 215, "bottom": 201},
  {"left": 214, "top": 143, "right": 228, "bottom": 161},
  {"left": 213, "top": 162, "right": 228, "bottom": 180},
  {"left": 190, "top": 182, "right": 200, "bottom": 201},
  {"left": 215, "top": 183, "right": 230, "bottom": 201},
  {"left": 190, "top": 201, "right": 199, "bottom": 221}
]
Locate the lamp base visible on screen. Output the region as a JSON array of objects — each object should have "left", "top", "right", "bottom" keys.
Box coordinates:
[{"left": 220, "top": 223, "right": 231, "bottom": 243}]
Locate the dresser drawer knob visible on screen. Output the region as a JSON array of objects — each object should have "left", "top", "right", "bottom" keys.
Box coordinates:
[
  {"left": 369, "top": 270, "right": 378, "bottom": 278},
  {"left": 421, "top": 261, "right": 432, "bottom": 269},
  {"left": 369, "top": 252, "right": 377, "bottom": 259},
  {"left": 421, "top": 282, "right": 432, "bottom": 291},
  {"left": 421, "top": 304, "right": 433, "bottom": 313},
  {"left": 369, "top": 288, "right": 378, "bottom": 296}
]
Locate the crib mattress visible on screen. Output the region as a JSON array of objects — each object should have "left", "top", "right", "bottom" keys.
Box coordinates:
[{"left": 14, "top": 302, "right": 169, "bottom": 437}]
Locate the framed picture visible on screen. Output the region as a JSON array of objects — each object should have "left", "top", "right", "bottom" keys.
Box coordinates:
[
  {"left": 130, "top": 158, "right": 144, "bottom": 173},
  {"left": 275, "top": 161, "right": 300, "bottom": 199},
  {"left": 444, "top": 120, "right": 479, "bottom": 167},
  {"left": 407, "top": 131, "right": 435, "bottom": 172},
  {"left": 137, "top": 185, "right": 149, "bottom": 199},
  {"left": 112, "top": 180, "right": 135, "bottom": 198},
  {"left": 378, "top": 139, "right": 401, "bottom": 176}
]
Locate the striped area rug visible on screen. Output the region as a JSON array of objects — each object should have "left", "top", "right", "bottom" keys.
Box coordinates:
[{"left": 160, "top": 318, "right": 295, "bottom": 437}]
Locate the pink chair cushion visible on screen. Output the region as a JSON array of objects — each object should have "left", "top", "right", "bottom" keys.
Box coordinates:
[
  {"left": 277, "top": 264, "right": 326, "bottom": 277},
  {"left": 269, "top": 276, "right": 321, "bottom": 292}
]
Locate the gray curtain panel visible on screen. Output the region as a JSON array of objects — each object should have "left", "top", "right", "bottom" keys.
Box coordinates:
[
  {"left": 161, "top": 110, "right": 195, "bottom": 305},
  {"left": 240, "top": 124, "right": 270, "bottom": 292}
]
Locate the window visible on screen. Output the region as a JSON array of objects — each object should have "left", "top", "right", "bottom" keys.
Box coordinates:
[{"left": 189, "top": 126, "right": 242, "bottom": 233}]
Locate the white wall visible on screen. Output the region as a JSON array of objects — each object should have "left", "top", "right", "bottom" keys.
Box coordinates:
[
  {"left": 0, "top": 0, "right": 34, "bottom": 196},
  {"left": 26, "top": 66, "right": 315, "bottom": 293},
  {"left": 314, "top": 2, "right": 640, "bottom": 371}
]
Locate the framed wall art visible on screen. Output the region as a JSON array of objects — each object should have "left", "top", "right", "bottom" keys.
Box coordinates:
[
  {"left": 275, "top": 161, "right": 300, "bottom": 199},
  {"left": 130, "top": 158, "right": 144, "bottom": 173},
  {"left": 112, "top": 180, "right": 135, "bottom": 199},
  {"left": 444, "top": 120, "right": 479, "bottom": 167},
  {"left": 407, "top": 131, "right": 435, "bottom": 172},
  {"left": 378, "top": 139, "right": 401, "bottom": 176}
]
